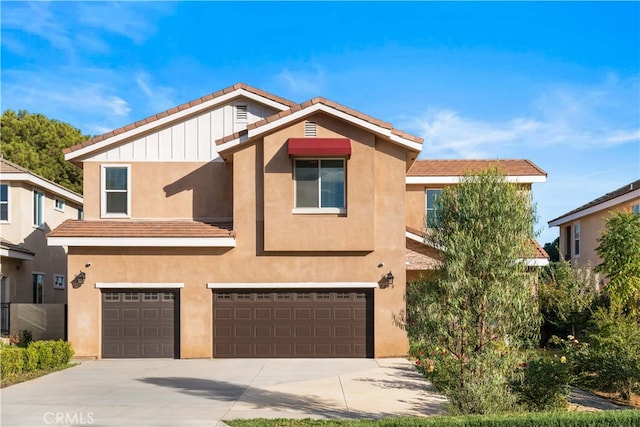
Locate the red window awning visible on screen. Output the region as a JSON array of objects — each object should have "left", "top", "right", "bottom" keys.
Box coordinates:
[{"left": 287, "top": 138, "right": 351, "bottom": 157}]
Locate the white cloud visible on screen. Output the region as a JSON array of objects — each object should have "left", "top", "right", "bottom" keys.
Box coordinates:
[
  {"left": 410, "top": 76, "right": 640, "bottom": 159},
  {"left": 135, "top": 72, "right": 176, "bottom": 113},
  {"left": 275, "top": 65, "right": 326, "bottom": 96}
]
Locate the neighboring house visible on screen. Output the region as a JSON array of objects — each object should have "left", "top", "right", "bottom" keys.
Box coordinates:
[
  {"left": 0, "top": 158, "right": 83, "bottom": 336},
  {"left": 405, "top": 159, "right": 549, "bottom": 281},
  {"left": 548, "top": 179, "right": 640, "bottom": 269},
  {"left": 48, "top": 83, "right": 423, "bottom": 359}
]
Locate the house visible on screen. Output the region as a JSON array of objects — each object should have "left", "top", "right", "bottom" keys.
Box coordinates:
[
  {"left": 404, "top": 159, "right": 549, "bottom": 281},
  {"left": 548, "top": 179, "right": 640, "bottom": 269},
  {"left": 48, "top": 83, "right": 423, "bottom": 359},
  {"left": 0, "top": 158, "right": 83, "bottom": 338}
]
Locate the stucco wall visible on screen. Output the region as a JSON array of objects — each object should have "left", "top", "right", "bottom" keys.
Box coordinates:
[{"left": 9, "top": 303, "right": 66, "bottom": 340}]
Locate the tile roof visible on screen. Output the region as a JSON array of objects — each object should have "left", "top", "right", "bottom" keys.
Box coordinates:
[
  {"left": 407, "top": 227, "right": 548, "bottom": 260},
  {"left": 407, "top": 159, "right": 547, "bottom": 177},
  {"left": 0, "top": 238, "right": 36, "bottom": 257},
  {"left": 0, "top": 158, "right": 83, "bottom": 200},
  {"left": 0, "top": 157, "right": 29, "bottom": 174},
  {"left": 406, "top": 237, "right": 443, "bottom": 270},
  {"left": 48, "top": 220, "right": 234, "bottom": 238},
  {"left": 63, "top": 83, "right": 296, "bottom": 155},
  {"left": 548, "top": 179, "right": 640, "bottom": 224},
  {"left": 217, "top": 96, "right": 423, "bottom": 146}
]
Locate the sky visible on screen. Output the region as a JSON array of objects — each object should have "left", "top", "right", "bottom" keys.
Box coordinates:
[{"left": 2, "top": 1, "right": 639, "bottom": 244}]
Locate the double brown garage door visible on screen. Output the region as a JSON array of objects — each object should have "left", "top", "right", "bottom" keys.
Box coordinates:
[
  {"left": 102, "top": 290, "right": 178, "bottom": 358},
  {"left": 213, "top": 289, "right": 374, "bottom": 358}
]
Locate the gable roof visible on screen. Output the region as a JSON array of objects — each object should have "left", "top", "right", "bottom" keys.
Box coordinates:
[
  {"left": 548, "top": 179, "right": 640, "bottom": 226},
  {"left": 216, "top": 97, "right": 423, "bottom": 159},
  {"left": 0, "top": 157, "right": 83, "bottom": 204},
  {"left": 64, "top": 83, "right": 296, "bottom": 163},
  {"left": 406, "top": 159, "right": 547, "bottom": 184}
]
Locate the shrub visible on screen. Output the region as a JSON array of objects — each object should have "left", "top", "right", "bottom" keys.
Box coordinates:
[
  {"left": 576, "top": 308, "right": 640, "bottom": 400},
  {"left": 29, "top": 341, "right": 55, "bottom": 369},
  {"left": 17, "top": 329, "right": 33, "bottom": 348},
  {"left": 53, "top": 340, "right": 74, "bottom": 365},
  {"left": 23, "top": 345, "right": 39, "bottom": 372},
  {"left": 512, "top": 356, "right": 571, "bottom": 411},
  {"left": 0, "top": 346, "right": 25, "bottom": 379}
]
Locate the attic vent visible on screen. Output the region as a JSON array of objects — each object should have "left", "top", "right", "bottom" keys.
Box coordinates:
[
  {"left": 235, "top": 104, "right": 248, "bottom": 121},
  {"left": 304, "top": 121, "right": 317, "bottom": 137}
]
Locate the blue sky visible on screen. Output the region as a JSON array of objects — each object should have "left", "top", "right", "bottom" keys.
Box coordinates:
[{"left": 2, "top": 1, "right": 639, "bottom": 244}]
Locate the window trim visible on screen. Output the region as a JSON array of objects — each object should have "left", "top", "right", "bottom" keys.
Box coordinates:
[
  {"left": 33, "top": 189, "right": 45, "bottom": 229},
  {"left": 633, "top": 204, "right": 640, "bottom": 215},
  {"left": 573, "top": 222, "right": 581, "bottom": 257},
  {"left": 0, "top": 183, "right": 9, "bottom": 223},
  {"left": 101, "top": 164, "right": 131, "bottom": 218},
  {"left": 32, "top": 272, "right": 44, "bottom": 304},
  {"left": 53, "top": 274, "right": 65, "bottom": 290},
  {"left": 54, "top": 197, "right": 65, "bottom": 212},
  {"left": 425, "top": 188, "right": 443, "bottom": 228},
  {"left": 293, "top": 158, "right": 346, "bottom": 214}
]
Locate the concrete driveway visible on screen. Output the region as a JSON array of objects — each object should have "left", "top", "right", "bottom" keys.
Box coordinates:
[{"left": 1, "top": 358, "right": 446, "bottom": 426}]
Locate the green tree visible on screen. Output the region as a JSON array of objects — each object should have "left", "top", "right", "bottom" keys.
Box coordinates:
[
  {"left": 543, "top": 237, "right": 560, "bottom": 263},
  {"left": 405, "top": 167, "right": 541, "bottom": 415},
  {"left": 595, "top": 211, "right": 640, "bottom": 318},
  {"left": 1, "top": 109, "right": 85, "bottom": 194},
  {"left": 538, "top": 260, "right": 598, "bottom": 339}
]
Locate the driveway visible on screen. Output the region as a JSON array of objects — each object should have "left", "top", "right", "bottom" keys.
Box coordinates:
[{"left": 1, "top": 358, "right": 446, "bottom": 426}]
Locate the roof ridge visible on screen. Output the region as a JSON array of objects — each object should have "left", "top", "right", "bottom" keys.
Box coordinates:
[{"left": 64, "top": 83, "right": 296, "bottom": 155}]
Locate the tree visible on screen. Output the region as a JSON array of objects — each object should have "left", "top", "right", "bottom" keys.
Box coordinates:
[
  {"left": 543, "top": 237, "right": 560, "bottom": 263},
  {"left": 595, "top": 211, "right": 640, "bottom": 318},
  {"left": 538, "top": 260, "right": 598, "bottom": 340},
  {"left": 405, "top": 167, "right": 541, "bottom": 414},
  {"left": 1, "top": 109, "right": 85, "bottom": 194}
]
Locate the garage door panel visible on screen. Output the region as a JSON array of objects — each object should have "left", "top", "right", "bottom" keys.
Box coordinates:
[
  {"left": 213, "top": 289, "right": 372, "bottom": 358},
  {"left": 102, "top": 290, "right": 177, "bottom": 358}
]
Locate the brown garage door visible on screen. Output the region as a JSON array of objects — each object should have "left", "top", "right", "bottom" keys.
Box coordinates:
[
  {"left": 102, "top": 290, "right": 178, "bottom": 358},
  {"left": 213, "top": 289, "right": 373, "bottom": 358}
]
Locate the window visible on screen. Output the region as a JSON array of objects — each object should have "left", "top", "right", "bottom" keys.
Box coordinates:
[
  {"left": 634, "top": 204, "right": 640, "bottom": 215},
  {"left": 294, "top": 159, "right": 345, "bottom": 211},
  {"left": 101, "top": 165, "right": 130, "bottom": 217},
  {"left": 33, "top": 273, "right": 44, "bottom": 304},
  {"left": 78, "top": 207, "right": 84, "bottom": 220},
  {"left": 0, "top": 184, "right": 8, "bottom": 222},
  {"left": 104, "top": 292, "right": 120, "bottom": 301},
  {"left": 33, "top": 190, "right": 44, "bottom": 228},
  {"left": 54, "top": 198, "right": 65, "bottom": 212},
  {"left": 123, "top": 292, "right": 139, "bottom": 301},
  {"left": 573, "top": 223, "right": 581, "bottom": 257},
  {"left": 143, "top": 292, "right": 159, "bottom": 301},
  {"left": 53, "top": 274, "right": 65, "bottom": 290},
  {"left": 425, "top": 189, "right": 442, "bottom": 228}
]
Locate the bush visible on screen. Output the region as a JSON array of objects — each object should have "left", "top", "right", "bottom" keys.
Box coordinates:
[
  {"left": 23, "top": 345, "right": 39, "bottom": 372},
  {"left": 513, "top": 356, "right": 571, "bottom": 411},
  {"left": 575, "top": 308, "right": 640, "bottom": 400},
  {"left": 0, "top": 346, "right": 25, "bottom": 379},
  {"left": 29, "top": 341, "right": 56, "bottom": 369},
  {"left": 17, "top": 329, "right": 33, "bottom": 348}
]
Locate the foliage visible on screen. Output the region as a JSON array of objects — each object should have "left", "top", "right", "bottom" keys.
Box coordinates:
[
  {"left": 512, "top": 355, "right": 571, "bottom": 411},
  {"left": 1, "top": 109, "right": 85, "bottom": 194},
  {"left": 17, "top": 329, "right": 33, "bottom": 348},
  {"left": 0, "top": 340, "right": 74, "bottom": 380},
  {"left": 405, "top": 167, "right": 541, "bottom": 415},
  {"left": 595, "top": 211, "right": 640, "bottom": 318},
  {"left": 226, "top": 410, "right": 640, "bottom": 426},
  {"left": 573, "top": 308, "right": 640, "bottom": 400},
  {"left": 0, "top": 346, "right": 25, "bottom": 378},
  {"left": 543, "top": 237, "right": 560, "bottom": 263},
  {"left": 538, "top": 261, "right": 598, "bottom": 339}
]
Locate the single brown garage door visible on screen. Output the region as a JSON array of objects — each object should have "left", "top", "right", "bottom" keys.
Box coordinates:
[
  {"left": 102, "top": 290, "right": 178, "bottom": 358},
  {"left": 213, "top": 289, "right": 373, "bottom": 358}
]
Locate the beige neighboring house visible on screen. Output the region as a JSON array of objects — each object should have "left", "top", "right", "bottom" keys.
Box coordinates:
[
  {"left": 0, "top": 158, "right": 83, "bottom": 337},
  {"left": 548, "top": 179, "right": 640, "bottom": 269},
  {"left": 405, "top": 159, "right": 549, "bottom": 281}
]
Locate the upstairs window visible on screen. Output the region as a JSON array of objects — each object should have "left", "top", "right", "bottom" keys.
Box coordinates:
[
  {"left": 101, "top": 165, "right": 130, "bottom": 217},
  {"left": 573, "top": 223, "right": 581, "bottom": 257},
  {"left": 634, "top": 204, "right": 640, "bottom": 215},
  {"left": 54, "top": 198, "right": 65, "bottom": 212},
  {"left": 0, "top": 184, "right": 8, "bottom": 222},
  {"left": 33, "top": 190, "right": 44, "bottom": 228},
  {"left": 294, "top": 159, "right": 345, "bottom": 212},
  {"left": 425, "top": 189, "right": 442, "bottom": 228}
]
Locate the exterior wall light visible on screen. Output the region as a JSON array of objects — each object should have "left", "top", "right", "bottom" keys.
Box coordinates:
[
  {"left": 386, "top": 271, "right": 394, "bottom": 286},
  {"left": 76, "top": 271, "right": 86, "bottom": 285}
]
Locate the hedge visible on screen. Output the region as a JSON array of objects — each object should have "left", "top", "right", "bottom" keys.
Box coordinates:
[{"left": 0, "top": 340, "right": 74, "bottom": 379}]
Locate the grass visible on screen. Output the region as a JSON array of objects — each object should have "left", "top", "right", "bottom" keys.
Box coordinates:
[
  {"left": 226, "top": 411, "right": 640, "bottom": 427},
  {"left": 0, "top": 363, "right": 77, "bottom": 388}
]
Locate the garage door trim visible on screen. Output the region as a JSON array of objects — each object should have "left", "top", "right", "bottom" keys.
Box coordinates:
[
  {"left": 207, "top": 282, "right": 378, "bottom": 289},
  {"left": 97, "top": 282, "right": 184, "bottom": 288}
]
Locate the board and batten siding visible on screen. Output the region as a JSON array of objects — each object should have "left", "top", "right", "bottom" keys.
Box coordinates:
[{"left": 88, "top": 101, "right": 276, "bottom": 162}]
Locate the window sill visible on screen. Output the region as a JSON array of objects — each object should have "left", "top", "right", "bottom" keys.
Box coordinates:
[
  {"left": 101, "top": 213, "right": 131, "bottom": 219},
  {"left": 292, "top": 208, "right": 346, "bottom": 215}
]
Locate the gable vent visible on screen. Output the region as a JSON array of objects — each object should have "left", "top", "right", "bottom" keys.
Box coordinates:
[
  {"left": 304, "top": 121, "right": 317, "bottom": 137},
  {"left": 235, "top": 104, "right": 248, "bottom": 121}
]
